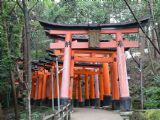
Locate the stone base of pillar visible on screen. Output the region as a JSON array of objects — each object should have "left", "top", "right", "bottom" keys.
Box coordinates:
[
  {"left": 44, "top": 98, "right": 50, "bottom": 105},
  {"left": 90, "top": 99, "right": 96, "bottom": 106},
  {"left": 61, "top": 98, "right": 69, "bottom": 106},
  {"left": 100, "top": 100, "right": 104, "bottom": 107},
  {"left": 47, "top": 100, "right": 52, "bottom": 106},
  {"left": 120, "top": 97, "right": 131, "bottom": 111},
  {"left": 41, "top": 99, "right": 48, "bottom": 105},
  {"left": 103, "top": 95, "right": 112, "bottom": 106},
  {"left": 47, "top": 99, "right": 60, "bottom": 106},
  {"left": 31, "top": 98, "right": 35, "bottom": 105},
  {"left": 85, "top": 99, "right": 90, "bottom": 106},
  {"left": 112, "top": 100, "right": 120, "bottom": 110},
  {"left": 79, "top": 102, "right": 84, "bottom": 107},
  {"left": 95, "top": 98, "right": 100, "bottom": 107},
  {"left": 35, "top": 99, "right": 41, "bottom": 106},
  {"left": 73, "top": 99, "right": 79, "bottom": 107},
  {"left": 54, "top": 98, "right": 58, "bottom": 106}
]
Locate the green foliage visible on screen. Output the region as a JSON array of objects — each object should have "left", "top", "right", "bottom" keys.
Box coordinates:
[
  {"left": 20, "top": 112, "right": 42, "bottom": 120},
  {"left": 0, "top": 1, "right": 23, "bottom": 107},
  {"left": 130, "top": 111, "right": 146, "bottom": 120},
  {"left": 144, "top": 75, "right": 160, "bottom": 109},
  {"left": 144, "top": 110, "right": 160, "bottom": 120},
  {"left": 19, "top": 106, "right": 53, "bottom": 120},
  {"left": 131, "top": 110, "right": 160, "bottom": 120}
]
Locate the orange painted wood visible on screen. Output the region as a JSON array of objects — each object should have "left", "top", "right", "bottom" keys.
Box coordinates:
[
  {"left": 50, "top": 40, "right": 139, "bottom": 49},
  {"left": 73, "top": 79, "right": 77, "bottom": 99},
  {"left": 61, "top": 33, "right": 72, "bottom": 99},
  {"left": 54, "top": 76, "right": 58, "bottom": 99},
  {"left": 69, "top": 57, "right": 75, "bottom": 99},
  {"left": 46, "top": 75, "right": 51, "bottom": 99},
  {"left": 73, "top": 49, "right": 114, "bottom": 54},
  {"left": 78, "top": 79, "right": 83, "bottom": 102},
  {"left": 74, "top": 57, "right": 114, "bottom": 63},
  {"left": 41, "top": 72, "right": 47, "bottom": 99},
  {"left": 48, "top": 28, "right": 138, "bottom": 35},
  {"left": 31, "top": 78, "right": 36, "bottom": 99},
  {"left": 54, "top": 49, "right": 114, "bottom": 57},
  {"left": 31, "top": 72, "right": 38, "bottom": 99},
  {"left": 48, "top": 75, "right": 52, "bottom": 100},
  {"left": 99, "top": 70, "right": 104, "bottom": 101},
  {"left": 37, "top": 73, "right": 43, "bottom": 99},
  {"left": 116, "top": 32, "right": 130, "bottom": 97},
  {"left": 95, "top": 74, "right": 100, "bottom": 99},
  {"left": 110, "top": 61, "right": 120, "bottom": 100},
  {"left": 59, "top": 73, "right": 62, "bottom": 90},
  {"left": 75, "top": 79, "right": 79, "bottom": 100},
  {"left": 74, "top": 69, "right": 100, "bottom": 75},
  {"left": 90, "top": 74, "right": 95, "bottom": 99},
  {"left": 103, "top": 63, "right": 111, "bottom": 96},
  {"left": 85, "top": 74, "right": 89, "bottom": 100}
]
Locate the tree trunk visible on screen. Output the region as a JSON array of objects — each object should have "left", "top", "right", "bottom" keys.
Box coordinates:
[
  {"left": 148, "top": 0, "right": 160, "bottom": 58},
  {"left": 0, "top": 103, "right": 5, "bottom": 120},
  {"left": 147, "top": 27, "right": 156, "bottom": 74},
  {"left": 22, "top": 0, "right": 32, "bottom": 120},
  {"left": 11, "top": 71, "right": 19, "bottom": 120}
]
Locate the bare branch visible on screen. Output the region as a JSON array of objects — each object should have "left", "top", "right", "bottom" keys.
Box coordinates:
[
  {"left": 129, "top": 50, "right": 140, "bottom": 67},
  {"left": 16, "top": 0, "right": 23, "bottom": 11},
  {"left": 8, "top": 3, "right": 16, "bottom": 16},
  {"left": 28, "top": 1, "right": 39, "bottom": 13}
]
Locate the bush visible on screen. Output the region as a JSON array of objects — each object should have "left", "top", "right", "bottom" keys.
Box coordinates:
[
  {"left": 131, "top": 110, "right": 160, "bottom": 120},
  {"left": 144, "top": 110, "right": 160, "bottom": 120},
  {"left": 130, "top": 112, "right": 146, "bottom": 120},
  {"left": 144, "top": 75, "right": 160, "bottom": 109}
]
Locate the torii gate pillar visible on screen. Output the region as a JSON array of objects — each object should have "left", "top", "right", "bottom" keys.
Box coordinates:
[
  {"left": 85, "top": 74, "right": 90, "bottom": 106},
  {"left": 61, "top": 33, "right": 72, "bottom": 105},
  {"left": 103, "top": 63, "right": 111, "bottom": 106},
  {"left": 116, "top": 32, "right": 131, "bottom": 111},
  {"left": 111, "top": 53, "right": 120, "bottom": 110}
]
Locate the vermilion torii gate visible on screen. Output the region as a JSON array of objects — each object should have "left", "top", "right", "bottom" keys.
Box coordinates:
[
  {"left": 39, "top": 18, "right": 148, "bottom": 111},
  {"left": 53, "top": 49, "right": 118, "bottom": 107}
]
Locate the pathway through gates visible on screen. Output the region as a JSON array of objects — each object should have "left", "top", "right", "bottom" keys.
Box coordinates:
[{"left": 72, "top": 108, "right": 123, "bottom": 120}]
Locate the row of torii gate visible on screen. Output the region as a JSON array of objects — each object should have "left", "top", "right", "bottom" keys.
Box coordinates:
[{"left": 30, "top": 18, "right": 148, "bottom": 112}]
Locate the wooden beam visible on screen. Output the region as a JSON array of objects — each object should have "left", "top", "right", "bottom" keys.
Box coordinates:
[
  {"left": 48, "top": 28, "right": 139, "bottom": 35},
  {"left": 74, "top": 70, "right": 100, "bottom": 75},
  {"left": 50, "top": 40, "right": 139, "bottom": 49},
  {"left": 74, "top": 57, "right": 114, "bottom": 63}
]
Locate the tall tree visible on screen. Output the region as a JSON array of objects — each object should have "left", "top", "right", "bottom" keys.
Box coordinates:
[
  {"left": 148, "top": 0, "right": 160, "bottom": 58},
  {"left": 17, "top": 0, "right": 32, "bottom": 119}
]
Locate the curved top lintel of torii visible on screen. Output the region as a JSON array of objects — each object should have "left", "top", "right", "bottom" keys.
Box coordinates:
[{"left": 38, "top": 17, "right": 149, "bottom": 31}]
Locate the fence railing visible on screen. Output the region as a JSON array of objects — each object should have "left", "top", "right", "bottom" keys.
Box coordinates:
[{"left": 42, "top": 103, "right": 71, "bottom": 120}]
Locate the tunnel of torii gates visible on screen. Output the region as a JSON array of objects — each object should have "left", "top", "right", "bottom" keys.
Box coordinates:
[{"left": 28, "top": 18, "right": 149, "bottom": 112}]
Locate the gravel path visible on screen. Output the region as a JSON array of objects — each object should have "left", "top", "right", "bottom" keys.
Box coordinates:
[{"left": 71, "top": 108, "right": 123, "bottom": 120}]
